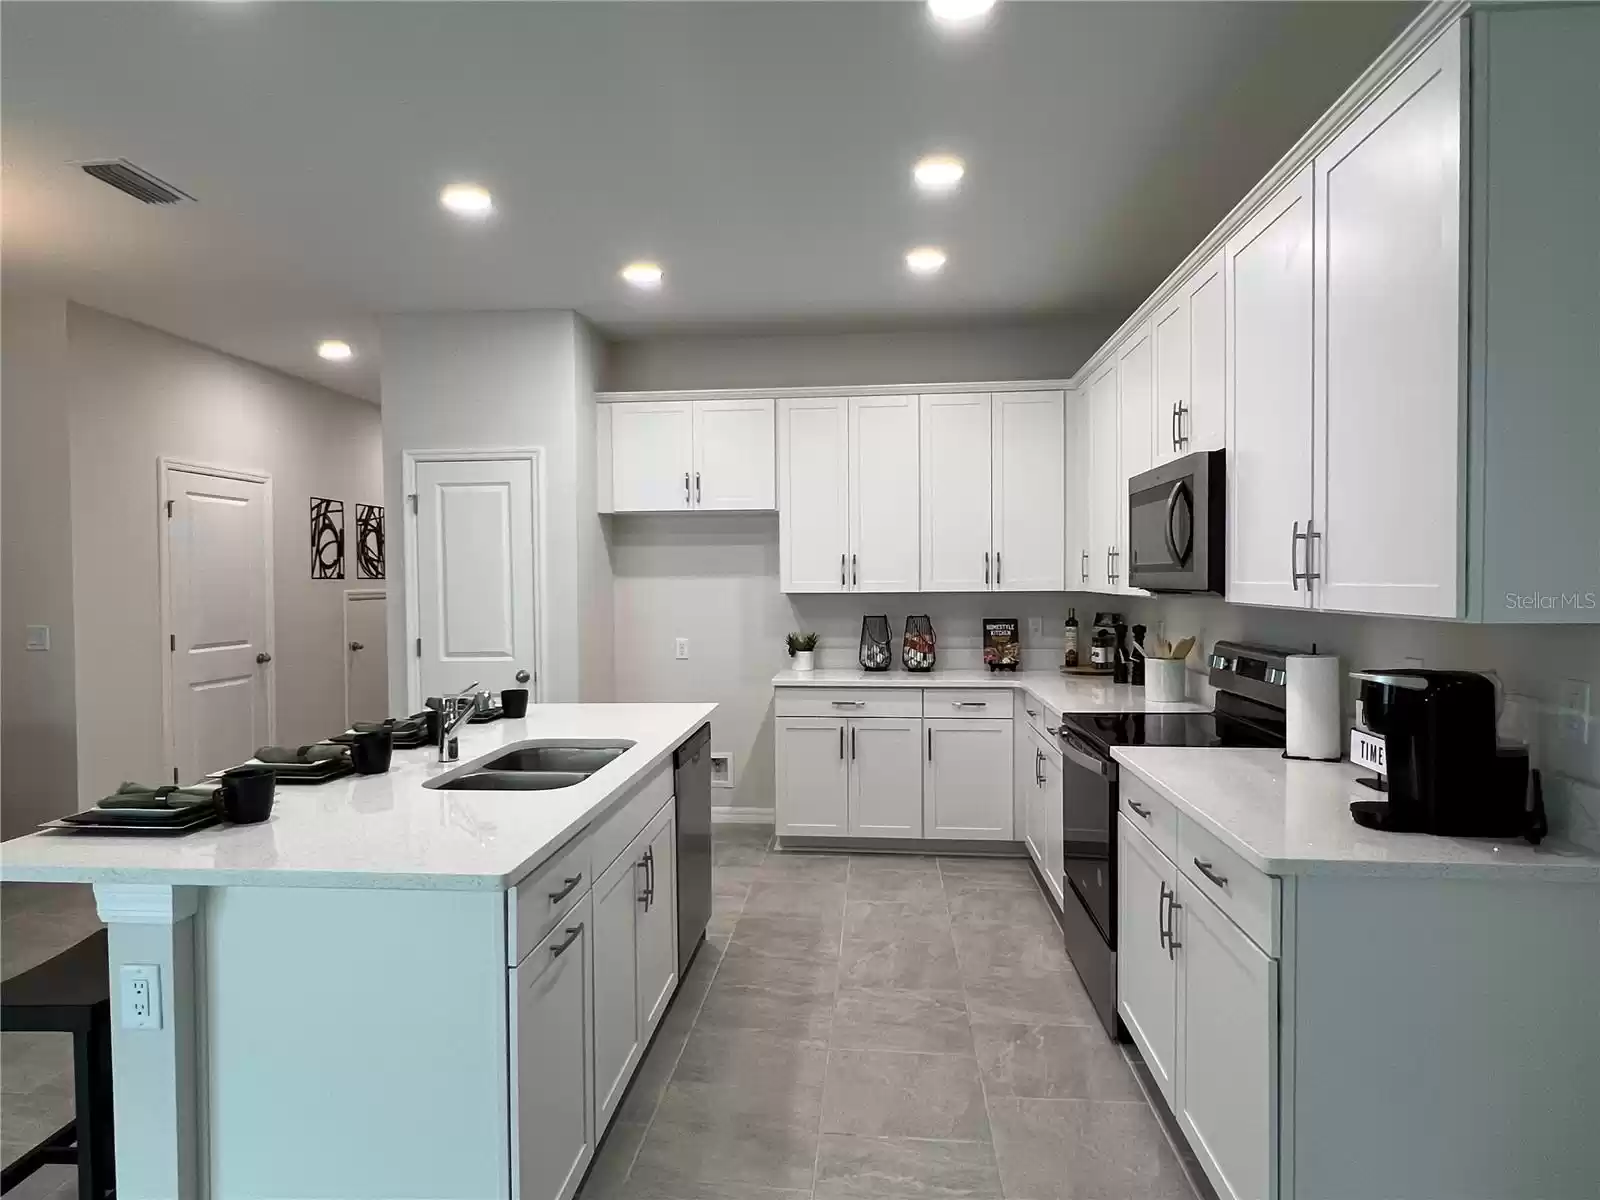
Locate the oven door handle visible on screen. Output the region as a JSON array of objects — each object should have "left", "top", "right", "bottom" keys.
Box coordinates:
[{"left": 1059, "top": 735, "right": 1115, "bottom": 780}]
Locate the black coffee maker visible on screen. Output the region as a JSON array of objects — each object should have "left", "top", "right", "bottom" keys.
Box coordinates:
[{"left": 1349, "top": 669, "right": 1545, "bottom": 841}]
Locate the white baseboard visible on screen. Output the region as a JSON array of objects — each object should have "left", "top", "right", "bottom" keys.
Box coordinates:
[{"left": 712, "top": 806, "right": 775, "bottom": 825}]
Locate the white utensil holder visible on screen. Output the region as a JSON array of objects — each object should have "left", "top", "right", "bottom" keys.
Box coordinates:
[{"left": 1145, "top": 658, "right": 1187, "bottom": 703}]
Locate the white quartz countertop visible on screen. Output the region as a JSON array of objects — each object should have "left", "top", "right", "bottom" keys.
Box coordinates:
[
  {"left": 0, "top": 703, "right": 717, "bottom": 892},
  {"left": 772, "top": 668, "right": 1209, "bottom": 715},
  {"left": 1114, "top": 747, "right": 1600, "bottom": 882}
]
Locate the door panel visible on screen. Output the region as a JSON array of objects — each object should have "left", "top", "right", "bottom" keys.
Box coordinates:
[
  {"left": 1154, "top": 296, "right": 1190, "bottom": 468},
  {"left": 1186, "top": 252, "right": 1227, "bottom": 454},
  {"left": 1117, "top": 817, "right": 1178, "bottom": 1107},
  {"left": 1041, "top": 746, "right": 1065, "bottom": 909},
  {"left": 1063, "top": 390, "right": 1092, "bottom": 589},
  {"left": 592, "top": 844, "right": 645, "bottom": 1127},
  {"left": 923, "top": 719, "right": 1013, "bottom": 840},
  {"left": 637, "top": 804, "right": 679, "bottom": 1034},
  {"left": 992, "top": 392, "right": 1065, "bottom": 591},
  {"left": 778, "top": 399, "right": 849, "bottom": 592},
  {"left": 166, "top": 467, "right": 271, "bottom": 781},
  {"left": 1226, "top": 167, "right": 1316, "bottom": 609},
  {"left": 344, "top": 592, "right": 388, "bottom": 725},
  {"left": 611, "top": 402, "right": 694, "bottom": 512},
  {"left": 849, "top": 396, "right": 920, "bottom": 592},
  {"left": 775, "top": 718, "right": 849, "bottom": 835},
  {"left": 694, "top": 399, "right": 775, "bottom": 510},
  {"left": 849, "top": 718, "right": 923, "bottom": 837},
  {"left": 919, "top": 394, "right": 993, "bottom": 591},
  {"left": 1314, "top": 29, "right": 1462, "bottom": 618},
  {"left": 1117, "top": 324, "right": 1154, "bottom": 594},
  {"left": 1086, "top": 363, "right": 1120, "bottom": 592},
  {"left": 415, "top": 457, "right": 538, "bottom": 698}
]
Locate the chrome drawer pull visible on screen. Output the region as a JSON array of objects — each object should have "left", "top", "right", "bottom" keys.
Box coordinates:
[
  {"left": 1193, "top": 858, "right": 1229, "bottom": 888},
  {"left": 546, "top": 874, "right": 583, "bottom": 904},
  {"left": 550, "top": 923, "right": 584, "bottom": 959},
  {"left": 1127, "top": 800, "right": 1151, "bottom": 819}
]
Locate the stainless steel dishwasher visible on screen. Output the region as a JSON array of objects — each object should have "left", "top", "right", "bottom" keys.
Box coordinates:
[{"left": 673, "top": 724, "right": 713, "bottom": 973}]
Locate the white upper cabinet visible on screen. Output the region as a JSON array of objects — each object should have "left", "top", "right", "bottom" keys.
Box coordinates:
[
  {"left": 778, "top": 398, "right": 850, "bottom": 592},
  {"left": 1085, "top": 361, "right": 1121, "bottom": 592},
  {"left": 849, "top": 396, "right": 921, "bottom": 592},
  {"left": 1313, "top": 29, "right": 1462, "bottom": 619},
  {"left": 991, "top": 391, "right": 1065, "bottom": 591},
  {"left": 1116, "top": 324, "right": 1155, "bottom": 595},
  {"left": 1226, "top": 166, "right": 1316, "bottom": 610},
  {"left": 1154, "top": 251, "right": 1227, "bottom": 467},
  {"left": 920, "top": 393, "right": 994, "bottom": 592},
  {"left": 1153, "top": 294, "right": 1190, "bottom": 469},
  {"left": 610, "top": 402, "right": 695, "bottom": 512},
  {"left": 693, "top": 399, "right": 776, "bottom": 511},
  {"left": 1063, "top": 389, "right": 1092, "bottom": 590}
]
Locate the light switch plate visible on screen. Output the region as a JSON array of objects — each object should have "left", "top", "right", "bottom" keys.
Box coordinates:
[
  {"left": 1559, "top": 679, "right": 1592, "bottom": 744},
  {"left": 24, "top": 625, "right": 49, "bottom": 652},
  {"left": 1028, "top": 617, "right": 1042, "bottom": 639}
]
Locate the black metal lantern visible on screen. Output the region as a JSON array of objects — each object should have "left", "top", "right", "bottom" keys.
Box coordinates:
[
  {"left": 902, "top": 615, "right": 936, "bottom": 672},
  {"left": 859, "top": 616, "right": 892, "bottom": 671}
]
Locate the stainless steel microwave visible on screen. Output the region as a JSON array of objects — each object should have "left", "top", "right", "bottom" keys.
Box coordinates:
[{"left": 1127, "top": 449, "right": 1225, "bottom": 594}]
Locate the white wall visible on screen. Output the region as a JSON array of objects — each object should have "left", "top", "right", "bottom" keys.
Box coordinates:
[
  {"left": 65, "top": 306, "right": 383, "bottom": 806},
  {"left": 601, "top": 318, "right": 1118, "bottom": 393},
  {"left": 574, "top": 318, "right": 615, "bottom": 702}
]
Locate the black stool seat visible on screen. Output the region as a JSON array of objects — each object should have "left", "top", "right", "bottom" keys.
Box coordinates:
[{"left": 1, "top": 928, "right": 115, "bottom": 1198}]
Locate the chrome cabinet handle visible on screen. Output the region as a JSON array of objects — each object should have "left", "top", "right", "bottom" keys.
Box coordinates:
[
  {"left": 927, "top": 727, "right": 933, "bottom": 762},
  {"left": 841, "top": 553, "right": 846, "bottom": 588},
  {"left": 984, "top": 552, "right": 990, "bottom": 586},
  {"left": 1172, "top": 404, "right": 1180, "bottom": 452},
  {"left": 995, "top": 552, "right": 1002, "bottom": 586},
  {"left": 1026, "top": 707, "right": 1039, "bottom": 717},
  {"left": 851, "top": 554, "right": 858, "bottom": 585},
  {"left": 830, "top": 700, "right": 865, "bottom": 708},
  {"left": 550, "top": 923, "right": 584, "bottom": 959},
  {"left": 1082, "top": 549, "right": 1089, "bottom": 583},
  {"left": 1127, "top": 800, "right": 1151, "bottom": 819},
  {"left": 1035, "top": 749, "right": 1044, "bottom": 787},
  {"left": 695, "top": 471, "right": 702, "bottom": 503},
  {"left": 647, "top": 846, "right": 655, "bottom": 905},
  {"left": 1193, "top": 858, "right": 1229, "bottom": 888},
  {"left": 1304, "top": 519, "right": 1322, "bottom": 586},
  {"left": 547, "top": 874, "right": 583, "bottom": 904},
  {"left": 1166, "top": 898, "right": 1183, "bottom": 959},
  {"left": 839, "top": 726, "right": 845, "bottom": 759},
  {"left": 850, "top": 726, "right": 856, "bottom": 760},
  {"left": 1045, "top": 725, "right": 1060, "bottom": 736},
  {"left": 684, "top": 472, "right": 691, "bottom": 506},
  {"left": 954, "top": 701, "right": 987, "bottom": 708},
  {"left": 1158, "top": 881, "right": 1171, "bottom": 950},
  {"left": 1179, "top": 404, "right": 1189, "bottom": 446},
  {"left": 1292, "top": 522, "right": 1307, "bottom": 590}
]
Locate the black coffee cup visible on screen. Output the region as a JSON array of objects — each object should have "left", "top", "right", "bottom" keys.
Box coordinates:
[
  {"left": 501, "top": 688, "right": 529, "bottom": 719},
  {"left": 350, "top": 728, "right": 393, "bottom": 775},
  {"left": 217, "top": 766, "right": 275, "bottom": 824}
]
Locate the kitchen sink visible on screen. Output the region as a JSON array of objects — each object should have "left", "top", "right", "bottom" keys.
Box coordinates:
[
  {"left": 433, "top": 770, "right": 590, "bottom": 791},
  {"left": 480, "top": 740, "right": 633, "bottom": 774}
]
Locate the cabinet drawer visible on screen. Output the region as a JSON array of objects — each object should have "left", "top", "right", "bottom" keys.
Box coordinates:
[
  {"left": 1015, "top": 690, "right": 1059, "bottom": 742},
  {"left": 924, "top": 688, "right": 1013, "bottom": 718},
  {"left": 1120, "top": 773, "right": 1178, "bottom": 864},
  {"left": 508, "top": 831, "right": 591, "bottom": 966},
  {"left": 1177, "top": 816, "right": 1279, "bottom": 955},
  {"left": 775, "top": 688, "right": 921, "bottom": 719},
  {"left": 589, "top": 761, "right": 673, "bottom": 882}
]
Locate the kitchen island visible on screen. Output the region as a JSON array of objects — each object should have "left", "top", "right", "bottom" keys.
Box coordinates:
[{"left": 1, "top": 703, "right": 717, "bottom": 1200}]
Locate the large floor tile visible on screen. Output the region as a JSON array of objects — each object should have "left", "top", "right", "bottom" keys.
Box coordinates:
[
  {"left": 576, "top": 1118, "right": 648, "bottom": 1200},
  {"left": 728, "top": 913, "right": 845, "bottom": 964},
  {"left": 743, "top": 879, "right": 849, "bottom": 918},
  {"left": 627, "top": 1181, "right": 809, "bottom": 1200},
  {"left": 716, "top": 945, "right": 839, "bottom": 993},
  {"left": 0, "top": 1033, "right": 72, "bottom": 1096},
  {"left": 756, "top": 851, "right": 851, "bottom": 883},
  {"left": 830, "top": 988, "right": 973, "bottom": 1054},
  {"left": 713, "top": 839, "right": 771, "bottom": 869},
  {"left": 847, "top": 863, "right": 950, "bottom": 909},
  {"left": 972, "top": 1022, "right": 1142, "bottom": 1101},
  {"left": 821, "top": 1049, "right": 990, "bottom": 1141},
  {"left": 947, "top": 887, "right": 1059, "bottom": 932},
  {"left": 962, "top": 968, "right": 1099, "bottom": 1027},
  {"left": 987, "top": 1097, "right": 1196, "bottom": 1200},
  {"left": 616, "top": 1023, "right": 690, "bottom": 1126},
  {"left": 839, "top": 902, "right": 963, "bottom": 990},
  {"left": 936, "top": 858, "right": 1038, "bottom": 891},
  {"left": 695, "top": 982, "right": 834, "bottom": 1045},
  {"left": 673, "top": 1028, "right": 830, "bottom": 1094},
  {"left": 813, "top": 1133, "right": 1003, "bottom": 1199},
  {"left": 628, "top": 1080, "right": 822, "bottom": 1193},
  {"left": 951, "top": 924, "right": 1071, "bottom": 979}
]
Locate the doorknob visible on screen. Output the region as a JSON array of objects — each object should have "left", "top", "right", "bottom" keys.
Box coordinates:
[
  {"left": 515, "top": 669, "right": 531, "bottom": 684},
  {"left": 349, "top": 641, "right": 364, "bottom": 652},
  {"left": 256, "top": 652, "right": 273, "bottom": 665}
]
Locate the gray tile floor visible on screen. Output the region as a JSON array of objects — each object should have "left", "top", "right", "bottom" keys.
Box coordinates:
[{"left": 580, "top": 826, "right": 1208, "bottom": 1200}]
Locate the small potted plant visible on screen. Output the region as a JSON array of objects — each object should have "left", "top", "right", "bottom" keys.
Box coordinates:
[{"left": 786, "top": 632, "right": 819, "bottom": 673}]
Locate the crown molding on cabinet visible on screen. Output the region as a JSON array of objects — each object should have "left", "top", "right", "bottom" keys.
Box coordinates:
[{"left": 596, "top": 378, "right": 1076, "bottom": 404}]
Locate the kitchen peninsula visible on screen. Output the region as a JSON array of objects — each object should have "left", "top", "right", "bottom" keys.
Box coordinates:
[{"left": 0, "top": 703, "right": 717, "bottom": 1200}]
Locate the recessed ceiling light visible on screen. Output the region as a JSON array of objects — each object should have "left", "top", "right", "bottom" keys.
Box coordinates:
[
  {"left": 905, "top": 246, "right": 948, "bottom": 276},
  {"left": 439, "top": 182, "right": 493, "bottom": 218},
  {"left": 620, "top": 261, "right": 664, "bottom": 290},
  {"left": 928, "top": 0, "right": 997, "bottom": 27},
  {"left": 913, "top": 154, "right": 965, "bottom": 193},
  {"left": 317, "top": 339, "right": 354, "bottom": 362}
]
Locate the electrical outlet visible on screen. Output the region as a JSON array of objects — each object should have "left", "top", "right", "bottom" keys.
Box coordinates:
[
  {"left": 120, "top": 964, "right": 163, "bottom": 1030},
  {"left": 674, "top": 638, "right": 689, "bottom": 661},
  {"left": 1559, "top": 679, "right": 1592, "bottom": 745},
  {"left": 24, "top": 625, "right": 49, "bottom": 652},
  {"left": 1028, "top": 617, "right": 1042, "bottom": 639}
]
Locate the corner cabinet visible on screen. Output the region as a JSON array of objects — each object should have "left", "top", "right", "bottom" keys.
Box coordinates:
[{"left": 602, "top": 398, "right": 775, "bottom": 513}]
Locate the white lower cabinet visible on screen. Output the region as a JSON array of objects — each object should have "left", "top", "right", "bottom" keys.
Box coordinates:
[
  {"left": 512, "top": 894, "right": 595, "bottom": 1200},
  {"left": 635, "top": 802, "right": 679, "bottom": 1033},
  {"left": 1038, "top": 740, "right": 1065, "bottom": 909},
  {"left": 591, "top": 838, "right": 646, "bottom": 1127},
  {"left": 1020, "top": 731, "right": 1044, "bottom": 870},
  {"left": 775, "top": 717, "right": 850, "bottom": 835},
  {"left": 849, "top": 717, "right": 923, "bottom": 837},
  {"left": 923, "top": 718, "right": 1013, "bottom": 840},
  {"left": 1116, "top": 816, "right": 1178, "bottom": 1106}
]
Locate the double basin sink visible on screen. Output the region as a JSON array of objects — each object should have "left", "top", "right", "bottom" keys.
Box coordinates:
[{"left": 426, "top": 739, "right": 635, "bottom": 791}]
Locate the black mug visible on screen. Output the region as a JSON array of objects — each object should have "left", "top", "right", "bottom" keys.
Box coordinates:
[
  {"left": 350, "top": 728, "right": 393, "bottom": 775},
  {"left": 501, "top": 688, "right": 529, "bottom": 719},
  {"left": 216, "top": 766, "right": 275, "bottom": 824}
]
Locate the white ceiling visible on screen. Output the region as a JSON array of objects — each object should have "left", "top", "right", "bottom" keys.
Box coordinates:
[{"left": 1, "top": 1, "right": 1418, "bottom": 402}]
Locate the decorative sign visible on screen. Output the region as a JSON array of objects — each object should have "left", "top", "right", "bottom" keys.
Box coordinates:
[
  {"left": 1350, "top": 728, "right": 1387, "bottom": 776},
  {"left": 355, "top": 503, "right": 385, "bottom": 579},
  {"left": 309, "top": 497, "right": 345, "bottom": 580}
]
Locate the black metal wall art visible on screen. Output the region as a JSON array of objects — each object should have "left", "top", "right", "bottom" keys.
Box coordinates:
[
  {"left": 310, "top": 497, "right": 345, "bottom": 579},
  {"left": 355, "top": 503, "right": 385, "bottom": 579}
]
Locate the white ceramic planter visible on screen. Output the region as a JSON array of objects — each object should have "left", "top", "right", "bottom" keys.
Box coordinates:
[
  {"left": 791, "top": 650, "right": 815, "bottom": 673},
  {"left": 1144, "top": 657, "right": 1187, "bottom": 703}
]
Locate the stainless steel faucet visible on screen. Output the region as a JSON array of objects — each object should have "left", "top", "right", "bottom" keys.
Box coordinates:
[{"left": 436, "top": 680, "right": 481, "bottom": 762}]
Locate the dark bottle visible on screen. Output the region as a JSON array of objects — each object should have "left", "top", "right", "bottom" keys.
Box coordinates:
[{"left": 1063, "top": 608, "right": 1079, "bottom": 668}]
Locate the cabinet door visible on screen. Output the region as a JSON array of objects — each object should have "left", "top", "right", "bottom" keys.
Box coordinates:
[
  {"left": 992, "top": 392, "right": 1066, "bottom": 591},
  {"left": 1117, "top": 817, "right": 1178, "bottom": 1109},
  {"left": 920, "top": 393, "right": 993, "bottom": 591},
  {"left": 1153, "top": 294, "right": 1190, "bottom": 468},
  {"left": 923, "top": 719, "right": 1013, "bottom": 840},
  {"left": 513, "top": 895, "right": 594, "bottom": 1200},
  {"left": 1176, "top": 878, "right": 1277, "bottom": 1200},
  {"left": 1185, "top": 250, "right": 1227, "bottom": 454},
  {"left": 1063, "top": 389, "right": 1092, "bottom": 589},
  {"left": 611, "top": 401, "right": 694, "bottom": 512},
  {"left": 775, "top": 717, "right": 849, "bottom": 836},
  {"left": 1313, "top": 29, "right": 1462, "bottom": 619},
  {"left": 1020, "top": 742, "right": 1043, "bottom": 869},
  {"left": 848, "top": 718, "right": 923, "bottom": 838},
  {"left": 1085, "top": 362, "right": 1120, "bottom": 592},
  {"left": 1041, "top": 747, "right": 1066, "bottom": 909},
  {"left": 636, "top": 803, "right": 679, "bottom": 1034},
  {"left": 694, "top": 398, "right": 775, "bottom": 511},
  {"left": 592, "top": 844, "right": 646, "bottom": 1127},
  {"left": 1116, "top": 323, "right": 1154, "bottom": 594},
  {"left": 778, "top": 398, "right": 849, "bottom": 592},
  {"left": 849, "top": 396, "right": 921, "bottom": 592},
  {"left": 1226, "top": 166, "right": 1316, "bottom": 609}
]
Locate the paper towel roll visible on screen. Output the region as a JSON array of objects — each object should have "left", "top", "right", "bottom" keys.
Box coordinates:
[{"left": 1286, "top": 654, "right": 1342, "bottom": 761}]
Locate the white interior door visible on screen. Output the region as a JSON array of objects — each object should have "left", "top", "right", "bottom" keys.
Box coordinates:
[
  {"left": 165, "top": 464, "right": 272, "bottom": 781},
  {"left": 848, "top": 395, "right": 920, "bottom": 592},
  {"left": 919, "top": 393, "right": 993, "bottom": 591},
  {"left": 778, "top": 398, "right": 849, "bottom": 592},
  {"left": 611, "top": 402, "right": 694, "bottom": 512},
  {"left": 344, "top": 590, "right": 389, "bottom": 726},
  {"left": 1226, "top": 166, "right": 1316, "bottom": 609},
  {"left": 991, "top": 392, "right": 1065, "bottom": 591},
  {"left": 693, "top": 398, "right": 775, "bottom": 510},
  {"left": 413, "top": 456, "right": 538, "bottom": 701}
]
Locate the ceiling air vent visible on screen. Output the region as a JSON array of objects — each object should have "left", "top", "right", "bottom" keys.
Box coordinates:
[{"left": 77, "top": 158, "right": 194, "bottom": 205}]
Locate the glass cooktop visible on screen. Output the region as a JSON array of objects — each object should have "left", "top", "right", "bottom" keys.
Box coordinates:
[{"left": 1058, "top": 710, "right": 1286, "bottom": 757}]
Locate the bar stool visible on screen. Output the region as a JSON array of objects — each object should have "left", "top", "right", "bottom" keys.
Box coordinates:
[{"left": 1, "top": 928, "right": 115, "bottom": 1199}]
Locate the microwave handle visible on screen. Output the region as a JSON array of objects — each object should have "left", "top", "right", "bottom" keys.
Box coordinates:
[{"left": 1164, "top": 480, "right": 1193, "bottom": 565}]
